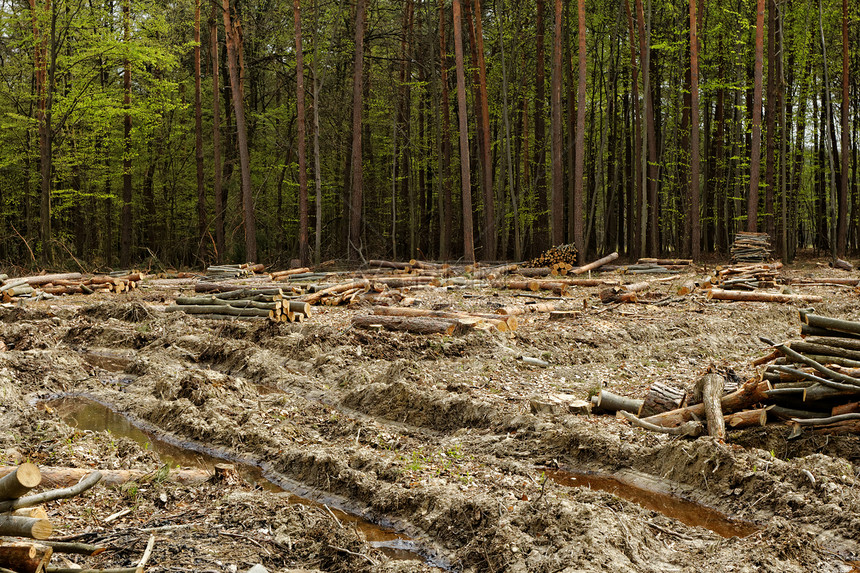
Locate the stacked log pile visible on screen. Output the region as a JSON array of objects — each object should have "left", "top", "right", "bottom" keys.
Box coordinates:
[
  {"left": 203, "top": 263, "right": 265, "bottom": 281},
  {"left": 0, "top": 464, "right": 120, "bottom": 573},
  {"left": 730, "top": 232, "right": 773, "bottom": 263},
  {"left": 168, "top": 289, "right": 311, "bottom": 322},
  {"left": 524, "top": 244, "right": 578, "bottom": 269},
  {"left": 0, "top": 273, "right": 144, "bottom": 300},
  {"left": 592, "top": 312, "right": 860, "bottom": 438},
  {"left": 701, "top": 262, "right": 823, "bottom": 303}
]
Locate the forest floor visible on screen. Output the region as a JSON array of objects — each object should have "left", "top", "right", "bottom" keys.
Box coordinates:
[{"left": 1, "top": 256, "right": 860, "bottom": 573}]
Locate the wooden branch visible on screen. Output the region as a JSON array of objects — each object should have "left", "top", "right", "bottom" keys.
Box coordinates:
[
  {"left": 618, "top": 411, "right": 703, "bottom": 436},
  {"left": 0, "top": 471, "right": 102, "bottom": 513},
  {"left": 302, "top": 280, "right": 369, "bottom": 304},
  {"left": 166, "top": 305, "right": 272, "bottom": 318},
  {"left": 700, "top": 373, "right": 726, "bottom": 439},
  {"left": 707, "top": 289, "right": 823, "bottom": 303},
  {"left": 0, "top": 463, "right": 41, "bottom": 501},
  {"left": 0, "top": 466, "right": 209, "bottom": 489},
  {"left": 41, "top": 542, "right": 104, "bottom": 557},
  {"left": 791, "top": 413, "right": 860, "bottom": 426},
  {"left": 0, "top": 516, "right": 52, "bottom": 540},
  {"left": 774, "top": 343, "right": 860, "bottom": 386}
]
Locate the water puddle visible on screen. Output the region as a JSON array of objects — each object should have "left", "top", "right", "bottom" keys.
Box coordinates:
[
  {"left": 48, "top": 396, "right": 434, "bottom": 565},
  {"left": 81, "top": 350, "right": 134, "bottom": 373},
  {"left": 544, "top": 468, "right": 760, "bottom": 538}
]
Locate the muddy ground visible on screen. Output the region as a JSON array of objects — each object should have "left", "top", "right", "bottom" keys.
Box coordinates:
[{"left": 1, "top": 259, "right": 859, "bottom": 572}]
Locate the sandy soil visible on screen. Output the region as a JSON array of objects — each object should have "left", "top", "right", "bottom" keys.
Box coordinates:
[{"left": 1, "top": 260, "right": 859, "bottom": 573}]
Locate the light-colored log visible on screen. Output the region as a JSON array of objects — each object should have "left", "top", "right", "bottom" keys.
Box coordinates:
[
  {"left": 0, "top": 463, "right": 41, "bottom": 501},
  {"left": 571, "top": 252, "right": 619, "bottom": 275},
  {"left": 707, "top": 289, "right": 823, "bottom": 303},
  {"left": 726, "top": 408, "right": 769, "bottom": 429},
  {"left": 0, "top": 516, "right": 52, "bottom": 540}
]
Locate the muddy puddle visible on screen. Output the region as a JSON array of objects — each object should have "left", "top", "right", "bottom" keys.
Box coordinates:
[
  {"left": 48, "top": 396, "right": 432, "bottom": 564},
  {"left": 545, "top": 468, "right": 760, "bottom": 538}
]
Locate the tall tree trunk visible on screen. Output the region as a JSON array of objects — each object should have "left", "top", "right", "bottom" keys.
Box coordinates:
[
  {"left": 195, "top": 0, "right": 206, "bottom": 262},
  {"left": 837, "top": 0, "right": 849, "bottom": 256},
  {"left": 689, "top": 0, "right": 700, "bottom": 260},
  {"left": 471, "top": 0, "right": 495, "bottom": 260},
  {"left": 294, "top": 0, "right": 309, "bottom": 265},
  {"left": 634, "top": 0, "right": 658, "bottom": 255},
  {"left": 534, "top": 0, "right": 548, "bottom": 251},
  {"left": 211, "top": 0, "right": 224, "bottom": 262},
  {"left": 748, "top": 0, "right": 765, "bottom": 233},
  {"left": 348, "top": 0, "right": 365, "bottom": 261},
  {"left": 551, "top": 0, "right": 563, "bottom": 246},
  {"left": 121, "top": 0, "right": 132, "bottom": 267},
  {"left": 573, "top": 0, "right": 586, "bottom": 254},
  {"left": 222, "top": 0, "right": 257, "bottom": 261},
  {"left": 818, "top": 0, "right": 839, "bottom": 256},
  {"left": 624, "top": 0, "right": 642, "bottom": 259},
  {"left": 764, "top": 0, "right": 776, "bottom": 241},
  {"left": 497, "top": 0, "right": 521, "bottom": 260},
  {"left": 452, "top": 0, "right": 475, "bottom": 262},
  {"left": 438, "top": 0, "right": 453, "bottom": 260}
]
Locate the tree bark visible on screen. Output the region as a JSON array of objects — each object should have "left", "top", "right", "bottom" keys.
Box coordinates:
[
  {"left": 837, "top": 0, "right": 849, "bottom": 257},
  {"left": 534, "top": 0, "right": 548, "bottom": 252},
  {"left": 352, "top": 315, "right": 466, "bottom": 335},
  {"left": 700, "top": 373, "right": 726, "bottom": 439},
  {"left": 294, "top": 0, "right": 309, "bottom": 265},
  {"left": 0, "top": 516, "right": 52, "bottom": 540},
  {"left": 452, "top": 0, "right": 475, "bottom": 262},
  {"left": 764, "top": 0, "right": 776, "bottom": 241},
  {"left": 222, "top": 0, "right": 256, "bottom": 262},
  {"left": 642, "top": 380, "right": 770, "bottom": 428},
  {"left": 634, "top": 0, "right": 658, "bottom": 255},
  {"left": 0, "top": 542, "right": 52, "bottom": 573}
]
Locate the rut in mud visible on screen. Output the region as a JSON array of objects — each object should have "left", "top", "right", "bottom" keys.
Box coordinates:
[{"left": 1, "top": 277, "right": 859, "bottom": 572}]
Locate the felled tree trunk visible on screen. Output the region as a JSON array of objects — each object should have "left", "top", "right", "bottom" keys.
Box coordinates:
[
  {"left": 0, "top": 542, "right": 52, "bottom": 573},
  {"left": 641, "top": 380, "right": 770, "bottom": 428},
  {"left": 700, "top": 373, "right": 726, "bottom": 439},
  {"left": 638, "top": 381, "right": 686, "bottom": 417}
]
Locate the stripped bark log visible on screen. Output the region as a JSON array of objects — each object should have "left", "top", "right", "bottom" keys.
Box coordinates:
[
  {"left": 571, "top": 252, "right": 619, "bottom": 274},
  {"left": 700, "top": 373, "right": 726, "bottom": 439},
  {"left": 707, "top": 289, "right": 823, "bottom": 303}
]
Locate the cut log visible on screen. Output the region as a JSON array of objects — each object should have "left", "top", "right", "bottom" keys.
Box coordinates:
[
  {"left": 166, "top": 305, "right": 272, "bottom": 318},
  {"left": 811, "top": 420, "right": 860, "bottom": 434},
  {"left": 726, "top": 408, "right": 768, "bottom": 429},
  {"left": 271, "top": 267, "right": 311, "bottom": 278},
  {"left": 707, "top": 289, "right": 823, "bottom": 303},
  {"left": 371, "top": 306, "right": 515, "bottom": 331},
  {"left": 302, "top": 280, "right": 370, "bottom": 304},
  {"left": 0, "top": 471, "right": 101, "bottom": 513},
  {"left": 790, "top": 413, "right": 860, "bottom": 426},
  {"left": 700, "top": 373, "right": 726, "bottom": 439},
  {"left": 800, "top": 313, "right": 860, "bottom": 337},
  {"left": 0, "top": 542, "right": 52, "bottom": 573},
  {"left": 13, "top": 507, "right": 49, "bottom": 520},
  {"left": 571, "top": 252, "right": 619, "bottom": 275},
  {"left": 800, "top": 324, "right": 860, "bottom": 339},
  {"left": 0, "top": 463, "right": 41, "bottom": 501},
  {"left": 638, "top": 381, "right": 686, "bottom": 418},
  {"left": 472, "top": 263, "right": 519, "bottom": 279},
  {"left": 767, "top": 405, "right": 831, "bottom": 421},
  {"left": 0, "top": 516, "right": 52, "bottom": 540},
  {"left": 0, "top": 466, "right": 210, "bottom": 489},
  {"left": 595, "top": 391, "right": 643, "bottom": 414},
  {"left": 2, "top": 273, "right": 82, "bottom": 289},
  {"left": 830, "top": 258, "right": 854, "bottom": 271},
  {"left": 802, "top": 336, "right": 860, "bottom": 352},
  {"left": 352, "top": 315, "right": 465, "bottom": 335},
  {"left": 641, "top": 380, "right": 770, "bottom": 428}
]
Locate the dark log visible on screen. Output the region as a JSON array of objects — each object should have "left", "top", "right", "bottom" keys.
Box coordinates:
[
  {"left": 791, "top": 413, "right": 860, "bottom": 426},
  {"left": 829, "top": 258, "right": 854, "bottom": 271},
  {"left": 800, "top": 312, "right": 860, "bottom": 336},
  {"left": 774, "top": 343, "right": 860, "bottom": 386},
  {"left": 811, "top": 420, "right": 860, "bottom": 434},
  {"left": 638, "top": 381, "right": 686, "bottom": 417},
  {"left": 0, "top": 542, "right": 52, "bottom": 573},
  {"left": 802, "top": 336, "right": 860, "bottom": 352},
  {"left": 800, "top": 324, "right": 860, "bottom": 339},
  {"left": 352, "top": 315, "right": 466, "bottom": 335},
  {"left": 595, "top": 391, "right": 643, "bottom": 414},
  {"left": 767, "top": 405, "right": 832, "bottom": 421},
  {"left": 174, "top": 297, "right": 279, "bottom": 311},
  {"left": 0, "top": 463, "right": 41, "bottom": 501},
  {"left": 832, "top": 401, "right": 860, "bottom": 416},
  {"left": 42, "top": 542, "right": 105, "bottom": 556},
  {"left": 166, "top": 305, "right": 273, "bottom": 318},
  {"left": 371, "top": 306, "right": 513, "bottom": 331}
]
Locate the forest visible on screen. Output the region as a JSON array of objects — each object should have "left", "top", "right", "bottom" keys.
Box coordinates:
[{"left": 0, "top": 0, "right": 856, "bottom": 268}]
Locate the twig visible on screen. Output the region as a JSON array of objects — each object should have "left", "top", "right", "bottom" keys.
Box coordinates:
[
  {"left": 327, "top": 545, "right": 379, "bottom": 566},
  {"left": 10, "top": 223, "right": 35, "bottom": 264},
  {"left": 323, "top": 504, "right": 343, "bottom": 529},
  {"left": 104, "top": 508, "right": 132, "bottom": 524},
  {"left": 791, "top": 413, "right": 860, "bottom": 426},
  {"left": 218, "top": 530, "right": 271, "bottom": 555},
  {"left": 646, "top": 520, "right": 694, "bottom": 541},
  {"left": 137, "top": 534, "right": 156, "bottom": 568}
]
